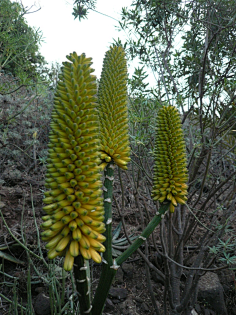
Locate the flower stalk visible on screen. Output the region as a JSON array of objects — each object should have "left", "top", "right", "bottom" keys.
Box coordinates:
[
  {"left": 73, "top": 256, "right": 91, "bottom": 314},
  {"left": 98, "top": 45, "right": 131, "bottom": 170},
  {"left": 152, "top": 105, "right": 188, "bottom": 212},
  {"left": 41, "top": 52, "right": 106, "bottom": 272}
]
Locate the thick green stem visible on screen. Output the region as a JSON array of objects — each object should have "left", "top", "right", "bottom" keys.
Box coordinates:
[
  {"left": 74, "top": 255, "right": 91, "bottom": 315},
  {"left": 92, "top": 200, "right": 170, "bottom": 315},
  {"left": 91, "top": 162, "right": 114, "bottom": 315},
  {"left": 116, "top": 202, "right": 169, "bottom": 265},
  {"left": 102, "top": 162, "right": 115, "bottom": 265}
]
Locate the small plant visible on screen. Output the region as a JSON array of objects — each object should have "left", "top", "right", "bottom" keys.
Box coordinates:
[{"left": 112, "top": 222, "right": 137, "bottom": 257}]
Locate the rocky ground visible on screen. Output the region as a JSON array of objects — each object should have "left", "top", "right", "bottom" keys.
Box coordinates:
[{"left": 0, "top": 170, "right": 235, "bottom": 315}]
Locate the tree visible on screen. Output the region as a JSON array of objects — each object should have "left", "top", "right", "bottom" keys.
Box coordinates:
[
  {"left": 0, "top": 0, "right": 46, "bottom": 83},
  {"left": 72, "top": 0, "right": 97, "bottom": 21},
  {"left": 117, "top": 0, "right": 236, "bottom": 112},
  {"left": 73, "top": 0, "right": 236, "bottom": 113}
]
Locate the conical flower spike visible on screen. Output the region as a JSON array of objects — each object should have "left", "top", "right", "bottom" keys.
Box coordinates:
[
  {"left": 41, "top": 52, "right": 106, "bottom": 271},
  {"left": 152, "top": 105, "right": 188, "bottom": 213},
  {"left": 98, "top": 46, "right": 131, "bottom": 170}
]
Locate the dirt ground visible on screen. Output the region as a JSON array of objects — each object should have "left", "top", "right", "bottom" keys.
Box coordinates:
[{"left": 0, "top": 166, "right": 236, "bottom": 315}]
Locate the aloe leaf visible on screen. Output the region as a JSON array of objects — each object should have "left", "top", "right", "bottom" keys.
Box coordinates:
[
  {"left": 112, "top": 249, "right": 123, "bottom": 257},
  {"left": 112, "top": 222, "right": 122, "bottom": 240},
  {"left": 113, "top": 235, "right": 137, "bottom": 245},
  {"left": 0, "top": 250, "right": 24, "bottom": 264}
]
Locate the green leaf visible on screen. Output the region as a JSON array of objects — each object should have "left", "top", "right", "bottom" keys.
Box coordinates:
[
  {"left": 0, "top": 250, "right": 24, "bottom": 264},
  {"left": 112, "top": 222, "right": 122, "bottom": 240}
]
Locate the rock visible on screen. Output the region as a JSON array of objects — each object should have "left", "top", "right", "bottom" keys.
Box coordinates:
[
  {"left": 151, "top": 269, "right": 164, "bottom": 284},
  {"left": 121, "top": 263, "right": 133, "bottom": 279},
  {"left": 2, "top": 168, "right": 23, "bottom": 186},
  {"left": 104, "top": 298, "right": 115, "bottom": 312},
  {"left": 109, "top": 287, "right": 128, "bottom": 300},
  {"left": 0, "top": 95, "right": 11, "bottom": 103},
  {"left": 195, "top": 304, "right": 201, "bottom": 313},
  {"left": 119, "top": 300, "right": 128, "bottom": 313},
  {"left": 118, "top": 297, "right": 136, "bottom": 315},
  {"left": 197, "top": 272, "right": 227, "bottom": 315},
  {"left": 0, "top": 201, "right": 5, "bottom": 208},
  {"left": 34, "top": 293, "right": 51, "bottom": 315},
  {"left": 115, "top": 267, "right": 124, "bottom": 284},
  {"left": 218, "top": 268, "right": 235, "bottom": 293},
  {"left": 14, "top": 187, "right": 23, "bottom": 198},
  {"left": 132, "top": 286, "right": 136, "bottom": 293},
  {"left": 141, "top": 302, "right": 150, "bottom": 312},
  {"left": 136, "top": 282, "right": 143, "bottom": 290},
  {"left": 134, "top": 296, "right": 143, "bottom": 304},
  {"left": 34, "top": 287, "right": 45, "bottom": 294},
  {"left": 204, "top": 309, "right": 215, "bottom": 315}
]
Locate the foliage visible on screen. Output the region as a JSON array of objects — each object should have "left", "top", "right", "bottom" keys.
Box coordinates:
[
  {"left": 75, "top": 0, "right": 236, "bottom": 114},
  {"left": 0, "top": 198, "right": 79, "bottom": 315},
  {"left": 0, "top": 76, "right": 53, "bottom": 179},
  {"left": 0, "top": 0, "right": 46, "bottom": 85},
  {"left": 127, "top": 66, "right": 161, "bottom": 160},
  {"left": 72, "top": 0, "right": 97, "bottom": 20}
]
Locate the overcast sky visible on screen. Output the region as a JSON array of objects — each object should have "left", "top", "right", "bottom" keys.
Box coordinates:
[{"left": 20, "top": 0, "right": 134, "bottom": 79}]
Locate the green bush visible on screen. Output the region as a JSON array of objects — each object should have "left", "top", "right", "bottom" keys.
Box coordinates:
[{"left": 0, "top": 0, "right": 46, "bottom": 86}]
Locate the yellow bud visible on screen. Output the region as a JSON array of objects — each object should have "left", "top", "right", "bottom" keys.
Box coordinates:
[
  {"left": 42, "top": 52, "right": 105, "bottom": 270},
  {"left": 98, "top": 46, "right": 130, "bottom": 170},
  {"left": 152, "top": 105, "right": 188, "bottom": 212}
]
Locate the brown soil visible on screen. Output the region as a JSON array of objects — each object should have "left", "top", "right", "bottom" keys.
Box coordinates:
[{"left": 0, "top": 168, "right": 235, "bottom": 315}]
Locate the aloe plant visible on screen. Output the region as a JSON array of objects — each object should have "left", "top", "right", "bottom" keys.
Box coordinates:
[
  {"left": 41, "top": 46, "right": 188, "bottom": 315},
  {"left": 112, "top": 222, "right": 137, "bottom": 257}
]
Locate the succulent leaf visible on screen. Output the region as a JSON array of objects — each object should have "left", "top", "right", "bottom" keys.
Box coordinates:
[
  {"left": 98, "top": 46, "right": 131, "bottom": 170},
  {"left": 152, "top": 105, "right": 188, "bottom": 212},
  {"left": 41, "top": 52, "right": 106, "bottom": 270}
]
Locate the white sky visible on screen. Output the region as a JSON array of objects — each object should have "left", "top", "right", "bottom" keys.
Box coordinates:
[{"left": 20, "top": 0, "right": 134, "bottom": 80}]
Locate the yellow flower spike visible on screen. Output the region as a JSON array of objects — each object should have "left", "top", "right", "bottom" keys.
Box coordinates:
[
  {"left": 98, "top": 46, "right": 131, "bottom": 170},
  {"left": 152, "top": 105, "right": 188, "bottom": 212},
  {"left": 41, "top": 52, "right": 106, "bottom": 271}
]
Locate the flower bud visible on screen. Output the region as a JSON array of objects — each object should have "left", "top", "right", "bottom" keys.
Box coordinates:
[{"left": 152, "top": 106, "right": 188, "bottom": 213}]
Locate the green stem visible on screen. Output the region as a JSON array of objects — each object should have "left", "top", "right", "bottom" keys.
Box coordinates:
[
  {"left": 116, "top": 202, "right": 169, "bottom": 265},
  {"left": 91, "top": 162, "right": 114, "bottom": 315},
  {"left": 74, "top": 255, "right": 91, "bottom": 315},
  {"left": 102, "top": 162, "right": 114, "bottom": 265},
  {"left": 92, "top": 201, "right": 170, "bottom": 315}
]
